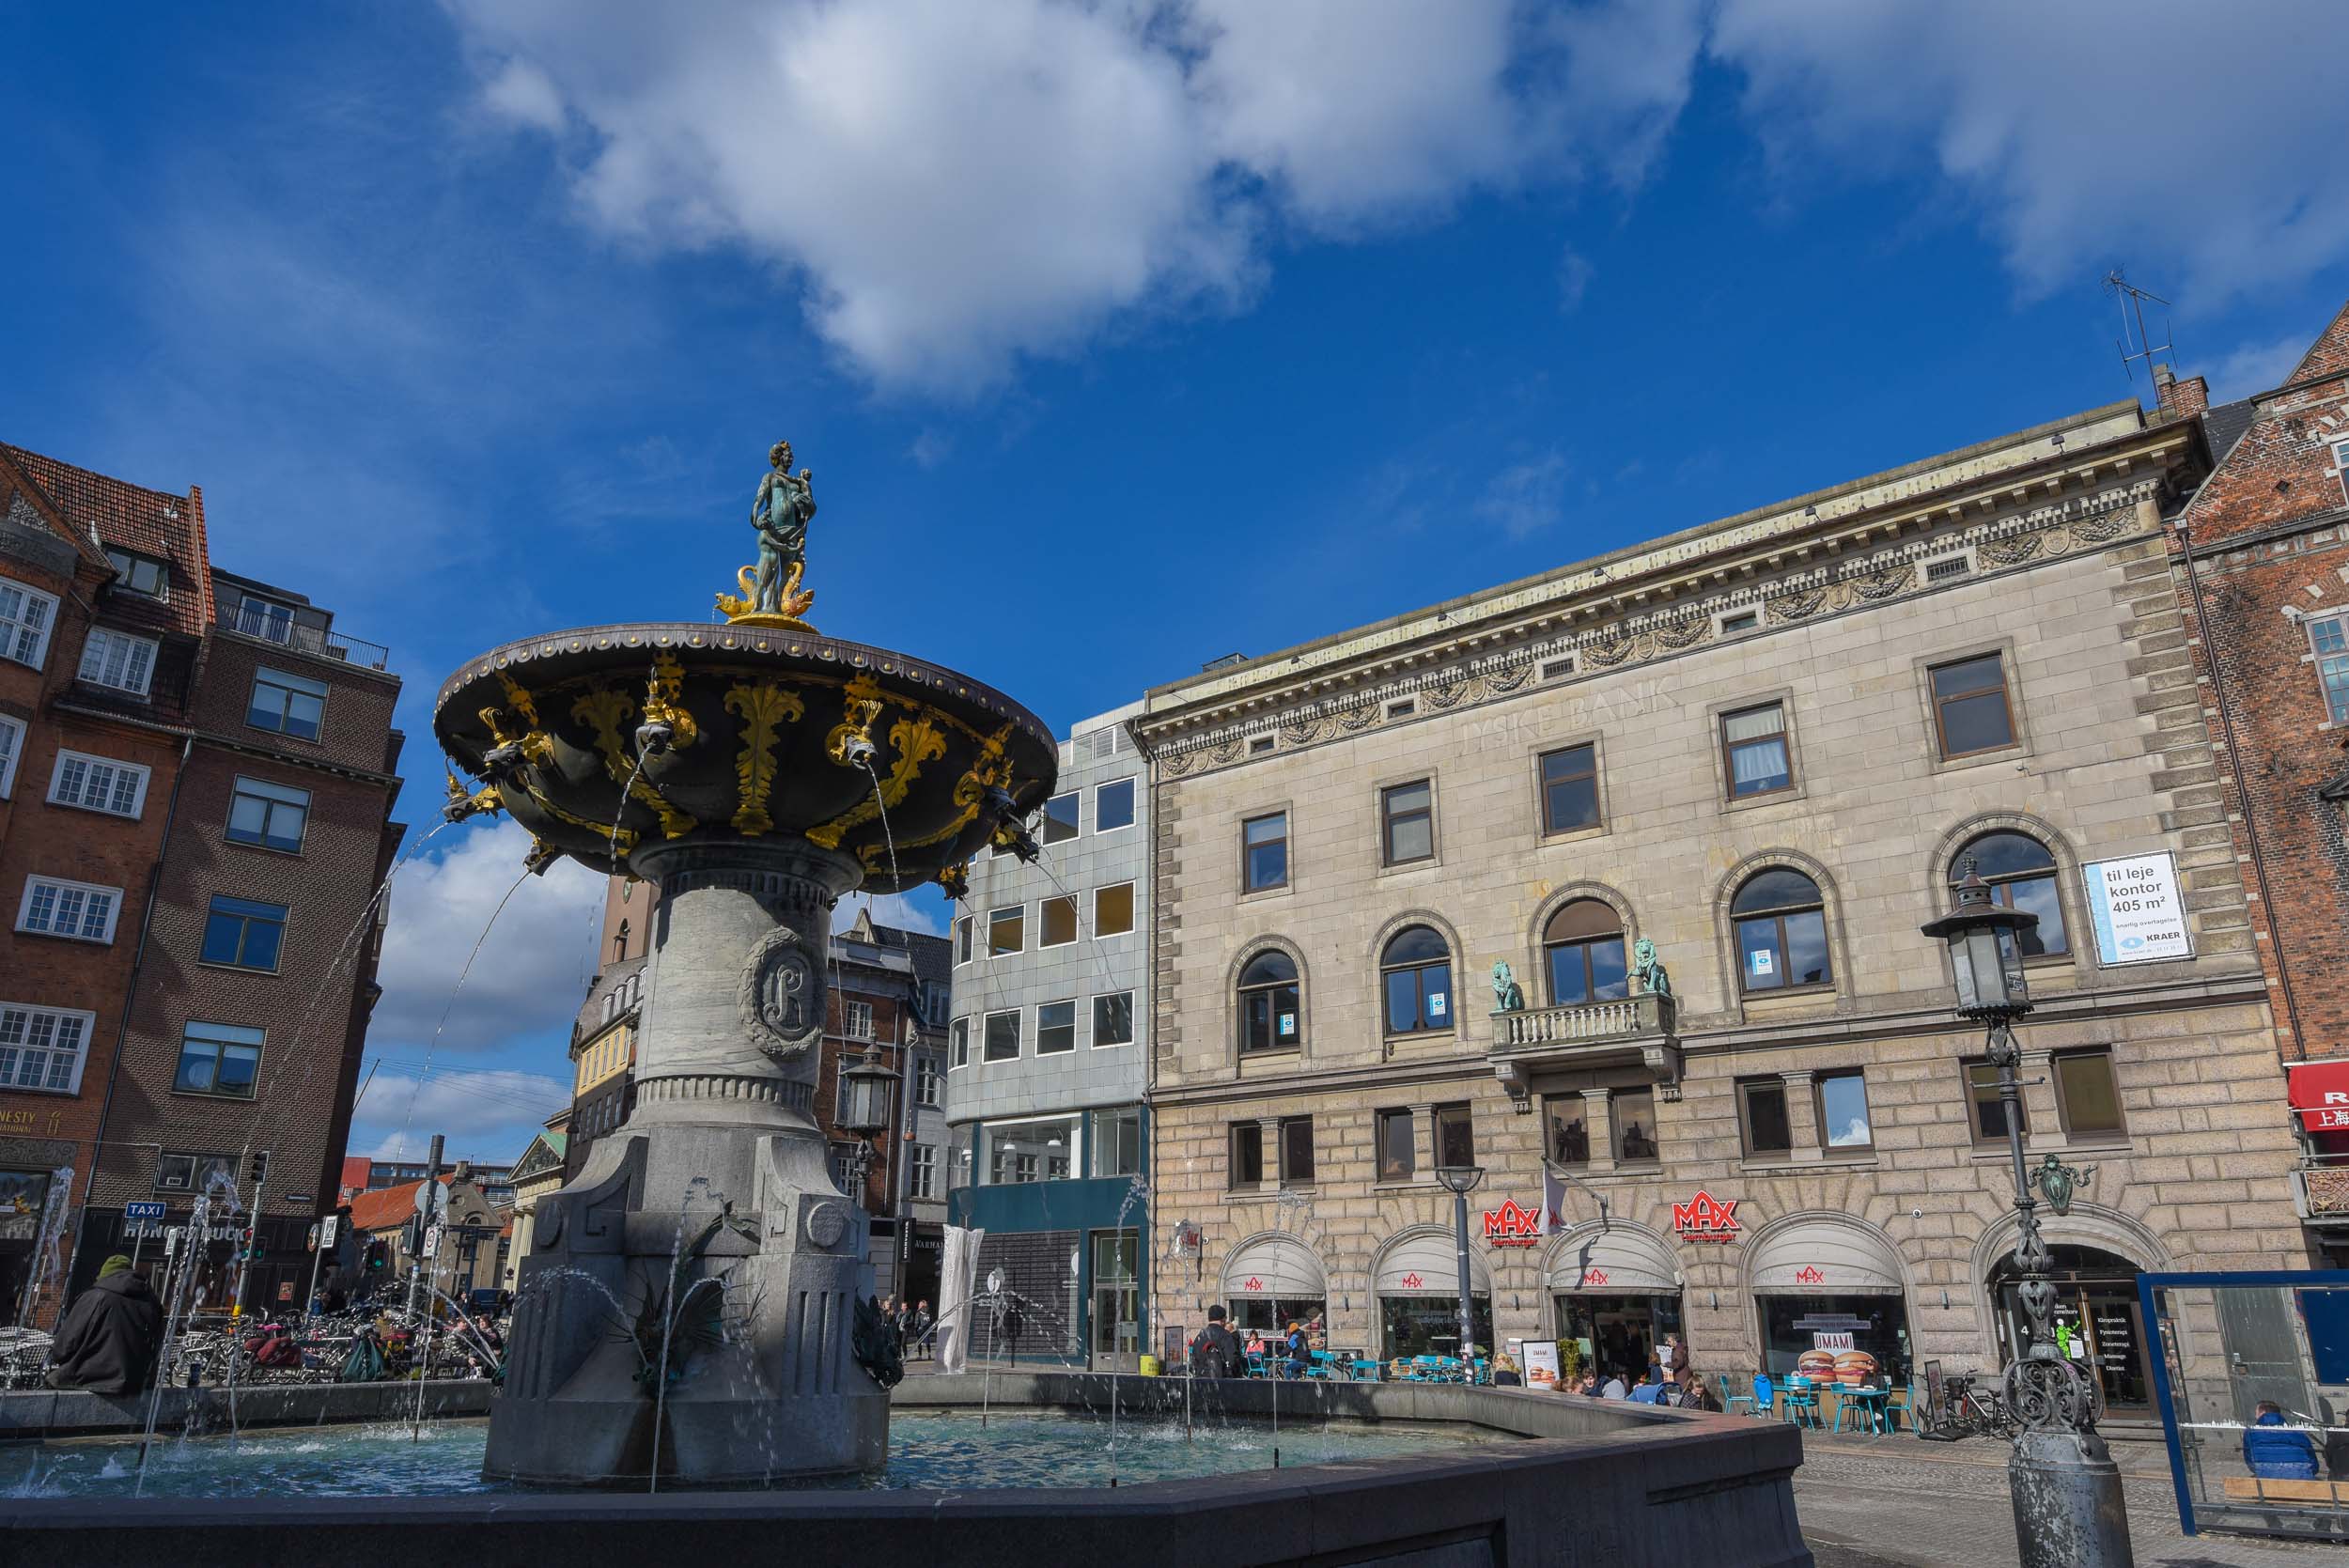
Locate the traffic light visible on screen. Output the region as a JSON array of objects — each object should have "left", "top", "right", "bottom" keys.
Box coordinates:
[
  {"left": 249, "top": 1150, "right": 271, "bottom": 1186},
  {"left": 366, "top": 1238, "right": 389, "bottom": 1273},
  {"left": 240, "top": 1226, "right": 261, "bottom": 1263}
]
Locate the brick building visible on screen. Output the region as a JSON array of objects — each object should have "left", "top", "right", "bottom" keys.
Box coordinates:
[
  {"left": 2164, "top": 300, "right": 2349, "bottom": 1261},
  {"left": 0, "top": 442, "right": 402, "bottom": 1322},
  {"left": 1134, "top": 395, "right": 2300, "bottom": 1413}
]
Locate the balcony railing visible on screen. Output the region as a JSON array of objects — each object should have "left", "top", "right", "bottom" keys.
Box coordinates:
[
  {"left": 1491, "top": 989, "right": 1676, "bottom": 1049},
  {"left": 222, "top": 600, "right": 391, "bottom": 671},
  {"left": 2294, "top": 1164, "right": 2349, "bottom": 1223}
]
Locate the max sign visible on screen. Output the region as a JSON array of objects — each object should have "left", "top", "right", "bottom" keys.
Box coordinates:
[
  {"left": 1481, "top": 1199, "right": 1544, "bottom": 1248},
  {"left": 1671, "top": 1190, "right": 1741, "bottom": 1242}
]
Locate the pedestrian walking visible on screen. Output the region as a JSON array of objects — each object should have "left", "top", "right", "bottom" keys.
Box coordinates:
[{"left": 1188, "top": 1304, "right": 1247, "bottom": 1377}]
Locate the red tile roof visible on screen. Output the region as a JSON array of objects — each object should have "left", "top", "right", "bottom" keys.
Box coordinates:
[
  {"left": 0, "top": 442, "right": 213, "bottom": 636},
  {"left": 347, "top": 1174, "right": 451, "bottom": 1234}
]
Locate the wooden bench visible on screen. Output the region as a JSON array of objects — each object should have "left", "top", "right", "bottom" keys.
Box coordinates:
[{"left": 2219, "top": 1476, "right": 2349, "bottom": 1504}]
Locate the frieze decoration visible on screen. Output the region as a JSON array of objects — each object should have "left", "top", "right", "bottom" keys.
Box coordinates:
[
  {"left": 721, "top": 681, "right": 808, "bottom": 836},
  {"left": 1148, "top": 474, "right": 2166, "bottom": 783},
  {"left": 739, "top": 924, "right": 823, "bottom": 1060}
]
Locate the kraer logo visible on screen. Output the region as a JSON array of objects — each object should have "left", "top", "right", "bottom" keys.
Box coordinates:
[{"left": 1670, "top": 1189, "right": 1740, "bottom": 1241}]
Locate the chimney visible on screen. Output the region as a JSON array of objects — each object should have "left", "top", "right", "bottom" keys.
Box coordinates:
[{"left": 2153, "top": 363, "right": 2209, "bottom": 420}]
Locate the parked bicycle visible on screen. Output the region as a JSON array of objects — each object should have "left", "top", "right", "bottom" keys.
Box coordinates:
[{"left": 1921, "top": 1371, "right": 2015, "bottom": 1440}]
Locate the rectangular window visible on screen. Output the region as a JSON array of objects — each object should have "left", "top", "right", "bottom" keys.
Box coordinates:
[
  {"left": 1096, "top": 777, "right": 1136, "bottom": 832},
  {"left": 1381, "top": 780, "right": 1434, "bottom": 865},
  {"left": 201, "top": 894, "right": 287, "bottom": 972},
  {"left": 1722, "top": 703, "right": 1793, "bottom": 798},
  {"left": 1039, "top": 894, "right": 1078, "bottom": 947},
  {"left": 1036, "top": 1000, "right": 1077, "bottom": 1055},
  {"left": 104, "top": 549, "right": 168, "bottom": 598},
  {"left": 1229, "top": 1122, "right": 1264, "bottom": 1188},
  {"left": 1540, "top": 656, "right": 1576, "bottom": 681},
  {"left": 2310, "top": 615, "right": 2349, "bottom": 724},
  {"left": 1924, "top": 554, "right": 1971, "bottom": 583},
  {"left": 950, "top": 1017, "right": 970, "bottom": 1070},
  {"left": 982, "top": 1009, "right": 1020, "bottom": 1062},
  {"left": 987, "top": 905, "right": 1024, "bottom": 957},
  {"left": 226, "top": 775, "right": 311, "bottom": 852},
  {"left": 17, "top": 877, "right": 121, "bottom": 943},
  {"left": 153, "top": 1152, "right": 232, "bottom": 1193},
  {"left": 1279, "top": 1116, "right": 1315, "bottom": 1186},
  {"left": 1434, "top": 1102, "right": 1474, "bottom": 1170},
  {"left": 955, "top": 914, "right": 973, "bottom": 964},
  {"left": 910, "top": 1144, "right": 939, "bottom": 1201},
  {"left": 0, "top": 1002, "right": 93, "bottom": 1094},
  {"left": 1386, "top": 699, "right": 1416, "bottom": 720},
  {"left": 1092, "top": 990, "right": 1134, "bottom": 1047},
  {"left": 78, "top": 627, "right": 157, "bottom": 696},
  {"left": 47, "top": 750, "right": 150, "bottom": 818},
  {"left": 915, "top": 1055, "right": 942, "bottom": 1107},
  {"left": 1249, "top": 735, "right": 1275, "bottom": 755},
  {"left": 1090, "top": 1107, "right": 1142, "bottom": 1177},
  {"left": 175, "top": 1020, "right": 264, "bottom": 1098},
  {"left": 1539, "top": 743, "right": 1600, "bottom": 834},
  {"left": 1377, "top": 1108, "right": 1415, "bottom": 1182},
  {"left": 1243, "top": 812, "right": 1288, "bottom": 892},
  {"left": 1815, "top": 1070, "right": 1874, "bottom": 1151},
  {"left": 1094, "top": 881, "right": 1135, "bottom": 937},
  {"left": 842, "top": 1000, "right": 875, "bottom": 1039},
  {"left": 1738, "top": 1079, "right": 1793, "bottom": 1157},
  {"left": 0, "top": 715, "right": 20, "bottom": 800},
  {"left": 1965, "top": 1060, "right": 2027, "bottom": 1143},
  {"left": 1544, "top": 1094, "right": 1590, "bottom": 1165},
  {"left": 1719, "top": 609, "right": 1760, "bottom": 634},
  {"left": 2054, "top": 1050, "right": 2125, "bottom": 1139},
  {"left": 248, "top": 666, "right": 327, "bottom": 740},
  {"left": 1610, "top": 1088, "right": 1659, "bottom": 1163},
  {"left": 234, "top": 595, "right": 297, "bottom": 644},
  {"left": 0, "top": 578, "right": 59, "bottom": 668},
  {"left": 1929, "top": 652, "right": 2016, "bottom": 757},
  {"left": 1042, "top": 790, "right": 1080, "bottom": 845}
]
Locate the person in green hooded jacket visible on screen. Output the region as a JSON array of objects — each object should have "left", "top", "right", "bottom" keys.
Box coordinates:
[{"left": 46, "top": 1255, "right": 164, "bottom": 1395}]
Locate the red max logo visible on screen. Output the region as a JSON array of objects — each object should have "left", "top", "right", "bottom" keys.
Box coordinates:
[
  {"left": 1481, "top": 1199, "right": 1543, "bottom": 1248},
  {"left": 1400, "top": 1272, "right": 1423, "bottom": 1290},
  {"left": 1242, "top": 1276, "right": 1264, "bottom": 1292},
  {"left": 1795, "top": 1265, "right": 1826, "bottom": 1286},
  {"left": 1581, "top": 1267, "right": 1610, "bottom": 1287},
  {"left": 1671, "top": 1189, "right": 1740, "bottom": 1240}
]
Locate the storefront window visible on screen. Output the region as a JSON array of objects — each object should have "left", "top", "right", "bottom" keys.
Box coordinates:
[
  {"left": 1380, "top": 1295, "right": 1493, "bottom": 1360},
  {"left": 1557, "top": 1293, "right": 1683, "bottom": 1386},
  {"left": 1758, "top": 1294, "right": 1910, "bottom": 1389},
  {"left": 1992, "top": 1246, "right": 2150, "bottom": 1408},
  {"left": 981, "top": 1116, "right": 1079, "bottom": 1185},
  {"left": 1232, "top": 1296, "right": 1327, "bottom": 1343}
]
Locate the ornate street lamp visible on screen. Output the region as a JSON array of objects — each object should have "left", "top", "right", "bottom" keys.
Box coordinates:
[
  {"left": 1921, "top": 862, "right": 2131, "bottom": 1567},
  {"left": 1435, "top": 1164, "right": 1486, "bottom": 1374},
  {"left": 835, "top": 1042, "right": 900, "bottom": 1206}
]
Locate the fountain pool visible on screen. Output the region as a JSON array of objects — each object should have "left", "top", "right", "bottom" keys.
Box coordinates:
[{"left": 3, "top": 1413, "right": 1498, "bottom": 1498}]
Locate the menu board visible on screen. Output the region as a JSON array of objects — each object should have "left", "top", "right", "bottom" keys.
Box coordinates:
[{"left": 1523, "top": 1340, "right": 1562, "bottom": 1389}]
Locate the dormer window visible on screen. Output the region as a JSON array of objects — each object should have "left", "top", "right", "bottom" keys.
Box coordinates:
[{"left": 104, "top": 550, "right": 168, "bottom": 599}]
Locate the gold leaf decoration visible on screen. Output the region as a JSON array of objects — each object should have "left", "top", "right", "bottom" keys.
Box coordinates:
[
  {"left": 570, "top": 685, "right": 698, "bottom": 839},
  {"left": 722, "top": 682, "right": 807, "bottom": 836},
  {"left": 812, "top": 715, "right": 948, "bottom": 849}
]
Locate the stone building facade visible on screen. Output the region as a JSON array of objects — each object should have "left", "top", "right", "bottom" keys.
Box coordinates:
[
  {"left": 1134, "top": 397, "right": 2301, "bottom": 1407},
  {"left": 2163, "top": 298, "right": 2349, "bottom": 1262}
]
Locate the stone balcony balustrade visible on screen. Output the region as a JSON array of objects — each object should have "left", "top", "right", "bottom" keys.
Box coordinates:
[{"left": 1487, "top": 990, "right": 1681, "bottom": 1108}]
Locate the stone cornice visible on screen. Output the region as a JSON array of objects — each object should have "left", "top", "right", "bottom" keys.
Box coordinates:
[{"left": 1142, "top": 404, "right": 2172, "bottom": 742}]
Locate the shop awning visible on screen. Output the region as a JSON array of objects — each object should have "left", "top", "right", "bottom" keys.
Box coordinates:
[
  {"left": 2290, "top": 1060, "right": 2349, "bottom": 1130},
  {"left": 1220, "top": 1233, "right": 1327, "bottom": 1299},
  {"left": 1374, "top": 1228, "right": 1492, "bottom": 1296},
  {"left": 1748, "top": 1217, "right": 1905, "bottom": 1296},
  {"left": 1547, "top": 1224, "right": 1682, "bottom": 1294}
]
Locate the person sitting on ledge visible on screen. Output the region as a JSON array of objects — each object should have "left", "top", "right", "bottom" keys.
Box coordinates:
[
  {"left": 46, "top": 1254, "right": 164, "bottom": 1395},
  {"left": 2244, "top": 1401, "right": 2321, "bottom": 1480}
]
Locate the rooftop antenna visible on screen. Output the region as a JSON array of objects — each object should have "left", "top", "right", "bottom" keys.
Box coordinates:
[{"left": 2104, "top": 269, "right": 2174, "bottom": 388}]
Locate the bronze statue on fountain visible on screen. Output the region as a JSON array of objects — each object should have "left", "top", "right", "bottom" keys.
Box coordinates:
[{"left": 432, "top": 442, "right": 1055, "bottom": 1485}]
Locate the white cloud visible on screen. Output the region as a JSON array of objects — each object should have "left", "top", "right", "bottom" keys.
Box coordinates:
[
  {"left": 1475, "top": 449, "right": 1569, "bottom": 538},
  {"left": 371, "top": 817, "right": 606, "bottom": 1058},
  {"left": 1708, "top": 0, "right": 2349, "bottom": 303},
  {"left": 1557, "top": 245, "right": 1594, "bottom": 313},
  {"left": 2209, "top": 334, "right": 2312, "bottom": 402},
  {"left": 358, "top": 1068, "right": 572, "bottom": 1165},
  {"left": 443, "top": 0, "right": 1695, "bottom": 395},
  {"left": 833, "top": 889, "right": 947, "bottom": 938}
]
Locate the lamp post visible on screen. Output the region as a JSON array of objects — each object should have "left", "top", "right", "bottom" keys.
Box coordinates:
[
  {"left": 834, "top": 1042, "right": 900, "bottom": 1211},
  {"left": 1435, "top": 1164, "right": 1485, "bottom": 1371},
  {"left": 1922, "top": 862, "right": 2132, "bottom": 1567}
]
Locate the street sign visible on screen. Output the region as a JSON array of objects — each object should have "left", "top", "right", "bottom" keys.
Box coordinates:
[
  {"left": 319, "top": 1215, "right": 339, "bottom": 1249},
  {"left": 414, "top": 1181, "right": 447, "bottom": 1219},
  {"left": 124, "top": 1201, "right": 166, "bottom": 1222},
  {"left": 282, "top": 1192, "right": 314, "bottom": 1204},
  {"left": 424, "top": 1223, "right": 443, "bottom": 1256},
  {"left": 305, "top": 1223, "right": 319, "bottom": 1253}
]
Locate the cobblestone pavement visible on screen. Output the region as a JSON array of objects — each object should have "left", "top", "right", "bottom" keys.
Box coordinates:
[{"left": 1793, "top": 1431, "right": 2344, "bottom": 1567}]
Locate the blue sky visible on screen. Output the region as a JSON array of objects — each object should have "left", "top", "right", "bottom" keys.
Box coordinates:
[{"left": 5, "top": 1, "right": 2345, "bottom": 1165}]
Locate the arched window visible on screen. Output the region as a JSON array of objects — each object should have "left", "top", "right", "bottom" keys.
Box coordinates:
[
  {"left": 1379, "top": 925, "right": 1454, "bottom": 1034},
  {"left": 1956, "top": 831, "right": 2069, "bottom": 957},
  {"left": 1238, "top": 951, "right": 1301, "bottom": 1054},
  {"left": 1733, "top": 869, "right": 1831, "bottom": 991},
  {"left": 1544, "top": 900, "right": 1628, "bottom": 1006}
]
